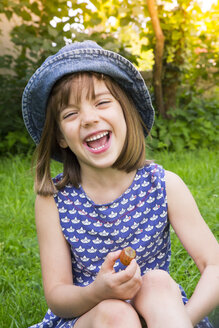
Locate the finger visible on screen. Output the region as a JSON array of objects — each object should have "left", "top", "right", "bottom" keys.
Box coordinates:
[
  {"left": 122, "top": 261, "right": 142, "bottom": 292},
  {"left": 115, "top": 258, "right": 138, "bottom": 284},
  {"left": 134, "top": 261, "right": 141, "bottom": 277},
  {"left": 101, "top": 250, "right": 122, "bottom": 272},
  {"left": 124, "top": 259, "right": 139, "bottom": 278},
  {"left": 132, "top": 262, "right": 142, "bottom": 285}
]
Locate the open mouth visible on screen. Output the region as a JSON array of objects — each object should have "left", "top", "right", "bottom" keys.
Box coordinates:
[{"left": 84, "top": 131, "right": 111, "bottom": 152}]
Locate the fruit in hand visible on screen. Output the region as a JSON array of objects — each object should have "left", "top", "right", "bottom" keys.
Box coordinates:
[{"left": 120, "top": 246, "right": 136, "bottom": 266}]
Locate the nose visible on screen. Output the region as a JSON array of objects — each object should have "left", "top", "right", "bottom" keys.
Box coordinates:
[{"left": 81, "top": 106, "right": 99, "bottom": 128}]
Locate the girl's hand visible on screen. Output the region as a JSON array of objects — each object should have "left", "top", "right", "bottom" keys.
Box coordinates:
[{"left": 93, "top": 250, "right": 142, "bottom": 302}]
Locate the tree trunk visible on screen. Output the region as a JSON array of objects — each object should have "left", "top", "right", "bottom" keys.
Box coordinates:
[
  {"left": 162, "top": 4, "right": 187, "bottom": 112},
  {"left": 163, "top": 67, "right": 179, "bottom": 112},
  {"left": 146, "top": 0, "right": 165, "bottom": 117}
]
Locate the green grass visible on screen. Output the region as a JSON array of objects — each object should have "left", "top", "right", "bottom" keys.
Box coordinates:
[
  {"left": 0, "top": 149, "right": 218, "bottom": 327},
  {"left": 146, "top": 149, "right": 219, "bottom": 291}
]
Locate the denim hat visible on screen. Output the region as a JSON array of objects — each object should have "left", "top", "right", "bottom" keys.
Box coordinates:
[{"left": 22, "top": 40, "right": 154, "bottom": 152}]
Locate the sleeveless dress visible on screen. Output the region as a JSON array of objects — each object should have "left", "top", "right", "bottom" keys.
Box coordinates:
[{"left": 29, "top": 164, "right": 213, "bottom": 328}]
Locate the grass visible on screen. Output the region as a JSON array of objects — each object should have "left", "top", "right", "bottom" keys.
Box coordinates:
[
  {"left": 0, "top": 149, "right": 218, "bottom": 327},
  {"left": 147, "top": 149, "right": 219, "bottom": 290}
]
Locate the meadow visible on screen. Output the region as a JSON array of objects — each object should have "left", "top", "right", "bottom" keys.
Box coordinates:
[{"left": 0, "top": 149, "right": 218, "bottom": 327}]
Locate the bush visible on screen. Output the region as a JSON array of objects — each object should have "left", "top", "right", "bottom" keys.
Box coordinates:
[
  {"left": 148, "top": 98, "right": 219, "bottom": 152},
  {"left": 0, "top": 63, "right": 35, "bottom": 156}
]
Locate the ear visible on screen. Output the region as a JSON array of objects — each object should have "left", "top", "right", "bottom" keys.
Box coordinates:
[{"left": 59, "top": 137, "right": 68, "bottom": 149}]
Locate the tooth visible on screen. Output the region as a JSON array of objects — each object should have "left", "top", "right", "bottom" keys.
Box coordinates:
[
  {"left": 93, "top": 145, "right": 104, "bottom": 150},
  {"left": 86, "top": 132, "right": 108, "bottom": 142}
]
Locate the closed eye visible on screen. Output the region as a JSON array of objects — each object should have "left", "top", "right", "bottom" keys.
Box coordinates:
[
  {"left": 62, "top": 111, "right": 77, "bottom": 119},
  {"left": 96, "top": 100, "right": 111, "bottom": 107}
]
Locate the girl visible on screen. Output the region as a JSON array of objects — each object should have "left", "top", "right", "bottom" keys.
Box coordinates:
[{"left": 22, "top": 40, "right": 219, "bottom": 328}]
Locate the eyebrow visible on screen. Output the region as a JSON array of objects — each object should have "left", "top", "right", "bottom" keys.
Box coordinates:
[
  {"left": 94, "top": 91, "right": 112, "bottom": 97},
  {"left": 66, "top": 91, "right": 112, "bottom": 108}
]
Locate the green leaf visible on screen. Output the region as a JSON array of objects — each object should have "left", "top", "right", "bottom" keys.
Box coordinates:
[
  {"left": 141, "top": 44, "right": 150, "bottom": 52},
  {"left": 20, "top": 9, "right": 32, "bottom": 21},
  {"left": 5, "top": 10, "right": 13, "bottom": 20},
  {"left": 120, "top": 16, "right": 131, "bottom": 26},
  {"left": 89, "top": 17, "right": 102, "bottom": 26},
  {"left": 48, "top": 26, "right": 59, "bottom": 38},
  {"left": 90, "top": 0, "right": 100, "bottom": 10},
  {"left": 30, "top": 2, "right": 41, "bottom": 16}
]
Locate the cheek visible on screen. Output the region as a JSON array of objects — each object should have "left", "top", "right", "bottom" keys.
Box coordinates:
[
  {"left": 58, "top": 127, "right": 72, "bottom": 149},
  {"left": 60, "top": 121, "right": 77, "bottom": 138},
  {"left": 118, "top": 111, "right": 127, "bottom": 135},
  {"left": 115, "top": 104, "right": 126, "bottom": 126},
  {"left": 56, "top": 125, "right": 67, "bottom": 149}
]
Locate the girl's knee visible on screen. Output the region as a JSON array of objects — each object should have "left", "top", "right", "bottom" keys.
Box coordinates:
[
  {"left": 141, "top": 269, "right": 180, "bottom": 296},
  {"left": 134, "top": 270, "right": 182, "bottom": 319},
  {"left": 94, "top": 299, "right": 139, "bottom": 327}
]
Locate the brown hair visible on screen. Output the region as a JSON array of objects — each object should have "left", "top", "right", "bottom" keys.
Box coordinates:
[{"left": 34, "top": 72, "right": 149, "bottom": 196}]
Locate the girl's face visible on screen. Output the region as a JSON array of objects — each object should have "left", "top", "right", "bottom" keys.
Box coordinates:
[{"left": 58, "top": 77, "right": 127, "bottom": 173}]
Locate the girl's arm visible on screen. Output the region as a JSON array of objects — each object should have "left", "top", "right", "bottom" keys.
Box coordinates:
[
  {"left": 166, "top": 170, "right": 219, "bottom": 326},
  {"left": 35, "top": 195, "right": 141, "bottom": 318}
]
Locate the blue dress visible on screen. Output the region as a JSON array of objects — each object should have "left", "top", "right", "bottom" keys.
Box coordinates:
[{"left": 29, "top": 164, "right": 213, "bottom": 327}]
